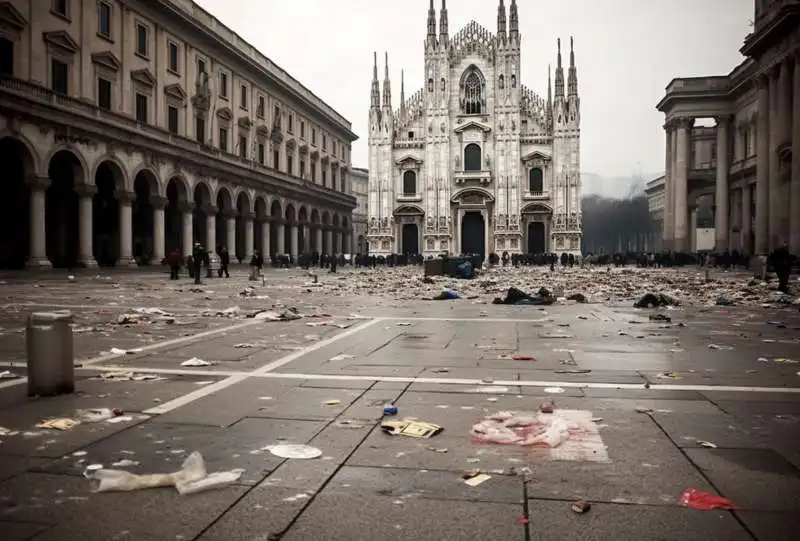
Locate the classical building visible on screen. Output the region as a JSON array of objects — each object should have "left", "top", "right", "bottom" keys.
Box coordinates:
[
  {"left": 0, "top": 0, "right": 357, "bottom": 269},
  {"left": 367, "top": 0, "right": 582, "bottom": 257},
  {"left": 657, "top": 0, "right": 799, "bottom": 255},
  {"left": 350, "top": 166, "right": 368, "bottom": 254},
  {"left": 645, "top": 175, "right": 665, "bottom": 253}
]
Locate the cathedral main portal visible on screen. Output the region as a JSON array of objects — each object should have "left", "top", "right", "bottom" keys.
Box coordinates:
[{"left": 460, "top": 211, "right": 486, "bottom": 256}]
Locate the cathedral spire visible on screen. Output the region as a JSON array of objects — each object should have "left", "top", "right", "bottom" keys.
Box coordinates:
[
  {"left": 370, "top": 51, "right": 380, "bottom": 109},
  {"left": 439, "top": 0, "right": 448, "bottom": 44},
  {"left": 497, "top": 0, "right": 507, "bottom": 42},
  {"left": 547, "top": 64, "right": 553, "bottom": 112},
  {"left": 382, "top": 52, "right": 392, "bottom": 109},
  {"left": 509, "top": 0, "right": 519, "bottom": 40},
  {"left": 400, "top": 69, "right": 406, "bottom": 119},
  {"left": 426, "top": 0, "right": 437, "bottom": 46},
  {"left": 568, "top": 36, "right": 578, "bottom": 96},
  {"left": 555, "top": 38, "right": 565, "bottom": 99}
]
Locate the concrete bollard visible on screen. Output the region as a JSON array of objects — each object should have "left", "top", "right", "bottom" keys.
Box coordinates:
[{"left": 26, "top": 310, "right": 75, "bottom": 397}]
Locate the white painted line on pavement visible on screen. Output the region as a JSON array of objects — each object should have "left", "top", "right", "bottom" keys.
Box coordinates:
[
  {"left": 379, "top": 316, "right": 551, "bottom": 323},
  {"left": 141, "top": 317, "right": 384, "bottom": 414},
  {"left": 143, "top": 375, "right": 249, "bottom": 415},
  {"left": 251, "top": 317, "right": 384, "bottom": 374},
  {"left": 79, "top": 319, "right": 265, "bottom": 367},
  {"left": 0, "top": 302, "right": 203, "bottom": 312}
]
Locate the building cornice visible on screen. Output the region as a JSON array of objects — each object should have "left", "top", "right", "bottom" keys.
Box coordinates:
[
  {"left": 139, "top": 0, "right": 357, "bottom": 142},
  {"left": 741, "top": 3, "right": 800, "bottom": 58},
  {"left": 0, "top": 78, "right": 354, "bottom": 211}
]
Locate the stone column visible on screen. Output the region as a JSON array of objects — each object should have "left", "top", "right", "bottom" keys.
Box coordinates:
[
  {"left": 226, "top": 212, "right": 236, "bottom": 256},
  {"left": 204, "top": 205, "right": 217, "bottom": 256},
  {"left": 755, "top": 74, "right": 770, "bottom": 255},
  {"left": 74, "top": 184, "right": 98, "bottom": 268},
  {"left": 180, "top": 202, "right": 194, "bottom": 256},
  {"left": 303, "top": 224, "right": 310, "bottom": 253},
  {"left": 729, "top": 189, "right": 740, "bottom": 252},
  {"left": 689, "top": 208, "right": 698, "bottom": 252},
  {"left": 150, "top": 196, "right": 167, "bottom": 265},
  {"left": 673, "top": 117, "right": 692, "bottom": 252},
  {"left": 791, "top": 53, "right": 800, "bottom": 255},
  {"left": 715, "top": 116, "right": 731, "bottom": 251},
  {"left": 289, "top": 224, "right": 298, "bottom": 258},
  {"left": 324, "top": 228, "right": 332, "bottom": 254},
  {"left": 344, "top": 230, "right": 351, "bottom": 253},
  {"left": 275, "top": 221, "right": 285, "bottom": 254},
  {"left": 25, "top": 175, "right": 52, "bottom": 269},
  {"left": 735, "top": 123, "right": 745, "bottom": 162},
  {"left": 115, "top": 190, "right": 137, "bottom": 267},
  {"left": 244, "top": 213, "right": 254, "bottom": 259},
  {"left": 261, "top": 220, "right": 271, "bottom": 257},
  {"left": 768, "top": 66, "right": 782, "bottom": 250},
  {"left": 663, "top": 121, "right": 674, "bottom": 249},
  {"left": 742, "top": 184, "right": 752, "bottom": 255},
  {"left": 315, "top": 227, "right": 323, "bottom": 253}
]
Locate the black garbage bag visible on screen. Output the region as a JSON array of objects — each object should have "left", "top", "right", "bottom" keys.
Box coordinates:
[
  {"left": 634, "top": 293, "right": 678, "bottom": 308},
  {"left": 492, "top": 287, "right": 556, "bottom": 306}
]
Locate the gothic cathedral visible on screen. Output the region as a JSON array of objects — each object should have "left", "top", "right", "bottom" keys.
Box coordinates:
[{"left": 367, "top": 0, "right": 582, "bottom": 257}]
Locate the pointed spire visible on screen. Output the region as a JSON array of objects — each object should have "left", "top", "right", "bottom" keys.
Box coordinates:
[
  {"left": 370, "top": 51, "right": 380, "bottom": 109},
  {"left": 400, "top": 70, "right": 406, "bottom": 119},
  {"left": 382, "top": 52, "right": 392, "bottom": 109},
  {"left": 509, "top": 0, "right": 519, "bottom": 38},
  {"left": 568, "top": 36, "right": 578, "bottom": 96},
  {"left": 427, "top": 0, "right": 437, "bottom": 45},
  {"left": 547, "top": 64, "right": 552, "bottom": 111},
  {"left": 497, "top": 0, "right": 507, "bottom": 42},
  {"left": 555, "top": 38, "right": 565, "bottom": 99},
  {"left": 439, "top": 0, "right": 449, "bottom": 44}
]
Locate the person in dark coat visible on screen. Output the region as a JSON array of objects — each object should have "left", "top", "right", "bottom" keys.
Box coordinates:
[
  {"left": 167, "top": 249, "right": 182, "bottom": 280},
  {"left": 769, "top": 243, "right": 794, "bottom": 294},
  {"left": 217, "top": 246, "right": 230, "bottom": 278},
  {"left": 192, "top": 243, "right": 204, "bottom": 285}
]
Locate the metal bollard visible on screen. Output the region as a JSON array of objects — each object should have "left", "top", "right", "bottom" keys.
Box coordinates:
[{"left": 26, "top": 310, "right": 75, "bottom": 397}]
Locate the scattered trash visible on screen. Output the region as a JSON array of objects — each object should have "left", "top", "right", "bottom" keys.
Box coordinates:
[
  {"left": 464, "top": 473, "right": 491, "bottom": 487},
  {"left": 181, "top": 358, "right": 214, "bottom": 367},
  {"left": 111, "top": 459, "right": 140, "bottom": 467},
  {"left": 544, "top": 387, "right": 565, "bottom": 394},
  {"left": 0, "top": 370, "right": 19, "bottom": 379},
  {"left": 697, "top": 440, "right": 717, "bottom": 449},
  {"left": 383, "top": 404, "right": 398, "bottom": 416},
  {"left": 554, "top": 368, "right": 591, "bottom": 374},
  {"left": 471, "top": 411, "right": 573, "bottom": 447},
  {"left": 678, "top": 488, "right": 737, "bottom": 510},
  {"left": 539, "top": 398, "right": 555, "bottom": 414},
  {"left": 77, "top": 408, "right": 124, "bottom": 423},
  {"left": 328, "top": 354, "right": 355, "bottom": 361},
  {"left": 86, "top": 451, "right": 242, "bottom": 495},
  {"left": 36, "top": 418, "right": 80, "bottom": 431},
  {"left": 322, "top": 400, "right": 341, "bottom": 406},
  {"left": 264, "top": 444, "right": 323, "bottom": 459},
  {"left": 109, "top": 347, "right": 143, "bottom": 355},
  {"left": 381, "top": 420, "right": 443, "bottom": 438},
  {"left": 462, "top": 469, "right": 481, "bottom": 479},
  {"left": 635, "top": 407, "right": 654, "bottom": 414},
  {"left": 510, "top": 354, "right": 536, "bottom": 361},
  {"left": 656, "top": 371, "right": 681, "bottom": 379},
  {"left": 428, "top": 447, "right": 449, "bottom": 453},
  {"left": 571, "top": 500, "right": 591, "bottom": 514}
]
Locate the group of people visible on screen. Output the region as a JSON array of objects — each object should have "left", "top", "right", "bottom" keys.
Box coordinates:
[{"left": 165, "top": 244, "right": 264, "bottom": 284}]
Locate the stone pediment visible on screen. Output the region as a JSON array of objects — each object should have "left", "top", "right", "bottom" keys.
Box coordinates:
[
  {"left": 131, "top": 68, "right": 156, "bottom": 87},
  {"left": 453, "top": 120, "right": 491, "bottom": 134},
  {"left": 42, "top": 30, "right": 79, "bottom": 53},
  {"left": 394, "top": 154, "right": 423, "bottom": 167},
  {"left": 91, "top": 51, "right": 121, "bottom": 71},
  {"left": 216, "top": 106, "right": 232, "bottom": 121},
  {"left": 521, "top": 150, "right": 552, "bottom": 164},
  {"left": 164, "top": 83, "right": 186, "bottom": 100},
  {"left": 522, "top": 202, "right": 553, "bottom": 214},
  {"left": 394, "top": 204, "right": 424, "bottom": 215},
  {"left": 238, "top": 116, "right": 253, "bottom": 130},
  {"left": 0, "top": 2, "right": 27, "bottom": 30},
  {"left": 451, "top": 188, "right": 495, "bottom": 205}
]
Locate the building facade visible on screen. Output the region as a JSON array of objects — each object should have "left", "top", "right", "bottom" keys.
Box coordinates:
[
  {"left": 657, "top": 0, "right": 799, "bottom": 256},
  {"left": 367, "top": 0, "right": 582, "bottom": 258},
  {"left": 0, "top": 0, "right": 357, "bottom": 269},
  {"left": 350, "top": 166, "right": 368, "bottom": 254},
  {"left": 645, "top": 175, "right": 665, "bottom": 253}
]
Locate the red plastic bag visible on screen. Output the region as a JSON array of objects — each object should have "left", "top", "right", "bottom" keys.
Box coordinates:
[
  {"left": 511, "top": 355, "right": 536, "bottom": 361},
  {"left": 678, "top": 488, "right": 737, "bottom": 510}
]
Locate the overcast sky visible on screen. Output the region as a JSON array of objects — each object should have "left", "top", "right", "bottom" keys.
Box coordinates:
[{"left": 195, "top": 0, "right": 753, "bottom": 192}]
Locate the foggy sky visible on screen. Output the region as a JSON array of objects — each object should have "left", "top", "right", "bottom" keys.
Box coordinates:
[{"left": 194, "top": 0, "right": 753, "bottom": 196}]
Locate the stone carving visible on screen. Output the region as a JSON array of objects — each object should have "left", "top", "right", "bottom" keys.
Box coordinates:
[
  {"left": 440, "top": 78, "right": 446, "bottom": 92},
  {"left": 455, "top": 155, "right": 461, "bottom": 167},
  {"left": 462, "top": 194, "right": 483, "bottom": 205},
  {"left": 192, "top": 70, "right": 211, "bottom": 112},
  {"left": 439, "top": 216, "right": 447, "bottom": 229}
]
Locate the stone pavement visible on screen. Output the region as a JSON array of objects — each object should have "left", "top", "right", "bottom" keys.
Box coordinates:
[{"left": 0, "top": 266, "right": 799, "bottom": 540}]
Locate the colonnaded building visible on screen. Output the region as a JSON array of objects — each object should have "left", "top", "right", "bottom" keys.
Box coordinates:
[
  {"left": 0, "top": 0, "right": 357, "bottom": 269},
  {"left": 367, "top": 0, "right": 582, "bottom": 257},
  {"left": 657, "top": 0, "right": 799, "bottom": 256}
]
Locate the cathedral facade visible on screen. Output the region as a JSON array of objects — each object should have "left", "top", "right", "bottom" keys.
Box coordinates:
[{"left": 367, "top": 0, "right": 582, "bottom": 257}]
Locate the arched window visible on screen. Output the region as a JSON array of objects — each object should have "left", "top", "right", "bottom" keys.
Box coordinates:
[
  {"left": 463, "top": 71, "right": 483, "bottom": 115},
  {"left": 529, "top": 168, "right": 543, "bottom": 193},
  {"left": 402, "top": 171, "right": 416, "bottom": 195},
  {"left": 464, "top": 144, "right": 482, "bottom": 172}
]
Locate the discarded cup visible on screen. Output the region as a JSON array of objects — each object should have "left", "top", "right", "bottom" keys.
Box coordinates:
[{"left": 383, "top": 404, "right": 398, "bottom": 416}]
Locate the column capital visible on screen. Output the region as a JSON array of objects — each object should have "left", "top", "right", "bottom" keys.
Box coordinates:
[
  {"left": 26, "top": 175, "right": 51, "bottom": 191},
  {"left": 241, "top": 211, "right": 255, "bottom": 221},
  {"left": 150, "top": 195, "right": 168, "bottom": 209},
  {"left": 674, "top": 117, "right": 694, "bottom": 130},
  {"left": 201, "top": 204, "right": 218, "bottom": 216},
  {"left": 714, "top": 114, "right": 734, "bottom": 127},
  {"left": 755, "top": 72, "right": 770, "bottom": 89},
  {"left": 114, "top": 190, "right": 136, "bottom": 204},
  {"left": 74, "top": 183, "right": 98, "bottom": 198},
  {"left": 221, "top": 208, "right": 237, "bottom": 219},
  {"left": 178, "top": 201, "right": 195, "bottom": 213}
]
